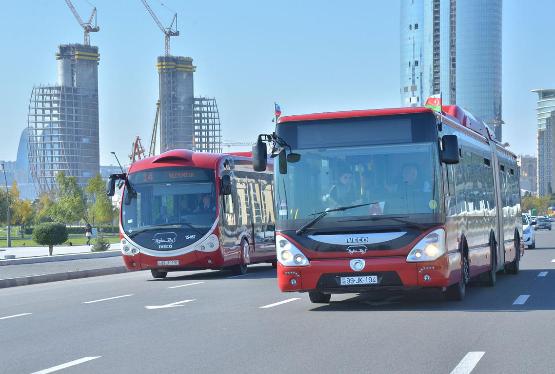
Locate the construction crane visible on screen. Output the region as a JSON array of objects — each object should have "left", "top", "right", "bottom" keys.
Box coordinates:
[
  {"left": 149, "top": 101, "right": 160, "bottom": 157},
  {"left": 141, "top": 0, "right": 179, "bottom": 56},
  {"left": 64, "top": 0, "right": 100, "bottom": 46},
  {"left": 129, "top": 136, "right": 147, "bottom": 163}
]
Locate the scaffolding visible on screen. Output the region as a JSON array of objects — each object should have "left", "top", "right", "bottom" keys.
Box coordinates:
[{"left": 193, "top": 97, "right": 222, "bottom": 153}]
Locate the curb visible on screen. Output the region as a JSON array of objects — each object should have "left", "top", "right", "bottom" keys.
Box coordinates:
[
  {"left": 0, "top": 250, "right": 121, "bottom": 266},
  {"left": 0, "top": 266, "right": 128, "bottom": 289}
]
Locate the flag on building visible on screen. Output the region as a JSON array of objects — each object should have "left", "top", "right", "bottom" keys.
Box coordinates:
[
  {"left": 424, "top": 94, "right": 442, "bottom": 112},
  {"left": 274, "top": 103, "right": 282, "bottom": 118}
]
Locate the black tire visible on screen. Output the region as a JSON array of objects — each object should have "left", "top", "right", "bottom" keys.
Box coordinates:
[
  {"left": 231, "top": 239, "right": 249, "bottom": 275},
  {"left": 528, "top": 241, "right": 535, "bottom": 249},
  {"left": 309, "top": 291, "right": 331, "bottom": 304},
  {"left": 151, "top": 269, "right": 167, "bottom": 279},
  {"left": 445, "top": 250, "right": 468, "bottom": 301},
  {"left": 484, "top": 240, "right": 497, "bottom": 287},
  {"left": 271, "top": 260, "right": 277, "bottom": 269},
  {"left": 506, "top": 236, "right": 520, "bottom": 274}
]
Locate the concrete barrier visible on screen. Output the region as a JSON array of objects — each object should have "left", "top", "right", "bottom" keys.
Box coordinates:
[{"left": 0, "top": 250, "right": 121, "bottom": 266}]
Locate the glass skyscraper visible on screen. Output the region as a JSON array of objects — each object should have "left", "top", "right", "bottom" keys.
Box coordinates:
[{"left": 400, "top": 0, "right": 503, "bottom": 140}]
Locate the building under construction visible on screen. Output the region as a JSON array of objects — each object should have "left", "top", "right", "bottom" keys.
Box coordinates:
[
  {"left": 194, "top": 97, "right": 222, "bottom": 153},
  {"left": 28, "top": 44, "right": 100, "bottom": 192}
]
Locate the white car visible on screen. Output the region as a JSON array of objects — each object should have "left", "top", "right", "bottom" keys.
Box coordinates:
[{"left": 522, "top": 215, "right": 536, "bottom": 249}]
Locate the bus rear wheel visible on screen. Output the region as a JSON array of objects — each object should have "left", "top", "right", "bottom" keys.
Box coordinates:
[
  {"left": 151, "top": 269, "right": 167, "bottom": 279},
  {"left": 506, "top": 236, "right": 520, "bottom": 274},
  {"left": 484, "top": 241, "right": 497, "bottom": 287},
  {"left": 309, "top": 291, "right": 331, "bottom": 304}
]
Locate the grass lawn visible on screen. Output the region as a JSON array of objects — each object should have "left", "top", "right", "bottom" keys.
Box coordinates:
[{"left": 2, "top": 235, "right": 120, "bottom": 248}]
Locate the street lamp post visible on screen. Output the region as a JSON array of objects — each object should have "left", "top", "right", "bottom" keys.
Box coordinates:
[{"left": 1, "top": 164, "right": 11, "bottom": 248}]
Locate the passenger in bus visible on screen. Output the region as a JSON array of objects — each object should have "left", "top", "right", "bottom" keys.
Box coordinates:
[
  {"left": 196, "top": 194, "right": 216, "bottom": 214},
  {"left": 383, "top": 163, "right": 432, "bottom": 213},
  {"left": 325, "top": 171, "right": 361, "bottom": 207}
]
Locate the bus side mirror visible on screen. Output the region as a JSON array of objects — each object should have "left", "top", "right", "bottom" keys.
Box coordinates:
[
  {"left": 252, "top": 136, "right": 268, "bottom": 172},
  {"left": 441, "top": 135, "right": 460, "bottom": 164},
  {"left": 220, "top": 175, "right": 232, "bottom": 195},
  {"left": 106, "top": 176, "right": 116, "bottom": 197}
]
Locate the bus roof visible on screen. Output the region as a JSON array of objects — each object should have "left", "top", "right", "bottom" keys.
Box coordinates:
[{"left": 128, "top": 149, "right": 252, "bottom": 173}]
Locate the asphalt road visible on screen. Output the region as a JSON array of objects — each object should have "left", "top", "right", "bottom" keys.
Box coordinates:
[{"left": 1, "top": 230, "right": 555, "bottom": 374}]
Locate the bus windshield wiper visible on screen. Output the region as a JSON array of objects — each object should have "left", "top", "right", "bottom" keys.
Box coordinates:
[
  {"left": 128, "top": 223, "right": 202, "bottom": 238},
  {"left": 296, "top": 203, "right": 373, "bottom": 236},
  {"left": 338, "top": 216, "right": 427, "bottom": 230}
]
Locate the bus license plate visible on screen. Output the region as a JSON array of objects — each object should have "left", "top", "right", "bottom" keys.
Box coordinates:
[
  {"left": 158, "top": 260, "right": 179, "bottom": 266},
  {"left": 340, "top": 275, "right": 378, "bottom": 286}
]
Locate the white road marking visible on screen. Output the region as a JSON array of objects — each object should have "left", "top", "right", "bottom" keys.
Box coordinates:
[
  {"left": 83, "top": 294, "right": 133, "bottom": 304},
  {"left": 450, "top": 351, "right": 485, "bottom": 374},
  {"left": 513, "top": 295, "right": 530, "bottom": 305},
  {"left": 259, "top": 298, "right": 301, "bottom": 309},
  {"left": 168, "top": 281, "right": 204, "bottom": 289},
  {"left": 0, "top": 313, "right": 32, "bottom": 321},
  {"left": 31, "top": 356, "right": 101, "bottom": 374},
  {"left": 552, "top": 259, "right": 555, "bottom": 263},
  {"left": 145, "top": 299, "right": 196, "bottom": 310},
  {"left": 538, "top": 271, "right": 548, "bottom": 277}
]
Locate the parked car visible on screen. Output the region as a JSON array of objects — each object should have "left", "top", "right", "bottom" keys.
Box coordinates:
[
  {"left": 536, "top": 216, "right": 552, "bottom": 230},
  {"left": 522, "top": 215, "right": 536, "bottom": 249}
]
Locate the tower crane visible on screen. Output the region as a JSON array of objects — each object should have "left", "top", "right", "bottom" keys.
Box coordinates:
[
  {"left": 149, "top": 100, "right": 161, "bottom": 157},
  {"left": 64, "top": 0, "right": 100, "bottom": 46},
  {"left": 140, "top": 0, "right": 179, "bottom": 56}
]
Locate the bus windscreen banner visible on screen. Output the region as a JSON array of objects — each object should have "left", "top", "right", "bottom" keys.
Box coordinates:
[{"left": 129, "top": 167, "right": 213, "bottom": 184}]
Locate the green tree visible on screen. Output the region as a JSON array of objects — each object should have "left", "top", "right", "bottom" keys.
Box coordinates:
[
  {"left": 33, "top": 223, "right": 68, "bottom": 256},
  {"left": 86, "top": 174, "right": 115, "bottom": 228},
  {"left": 34, "top": 192, "right": 55, "bottom": 224},
  {"left": 522, "top": 195, "right": 551, "bottom": 215},
  {"left": 50, "top": 172, "right": 86, "bottom": 224}
]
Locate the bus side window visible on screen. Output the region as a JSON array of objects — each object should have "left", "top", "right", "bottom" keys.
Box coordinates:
[{"left": 223, "top": 182, "right": 236, "bottom": 226}]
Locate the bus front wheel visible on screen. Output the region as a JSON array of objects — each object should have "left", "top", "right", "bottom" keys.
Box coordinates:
[
  {"left": 445, "top": 251, "right": 468, "bottom": 301},
  {"left": 151, "top": 269, "right": 167, "bottom": 279},
  {"left": 309, "top": 291, "right": 331, "bottom": 304},
  {"left": 231, "top": 240, "right": 249, "bottom": 276}
]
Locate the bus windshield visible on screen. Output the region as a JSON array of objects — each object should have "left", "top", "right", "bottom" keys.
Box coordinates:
[
  {"left": 275, "top": 143, "right": 441, "bottom": 232},
  {"left": 121, "top": 167, "right": 216, "bottom": 249}
]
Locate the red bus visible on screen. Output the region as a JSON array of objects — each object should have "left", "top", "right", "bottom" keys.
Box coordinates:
[
  {"left": 253, "top": 105, "right": 522, "bottom": 302},
  {"left": 107, "top": 149, "right": 275, "bottom": 279}
]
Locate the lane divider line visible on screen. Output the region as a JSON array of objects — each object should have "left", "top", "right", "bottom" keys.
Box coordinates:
[
  {"left": 552, "top": 259, "right": 555, "bottom": 263},
  {"left": 30, "top": 356, "right": 101, "bottom": 374},
  {"left": 145, "top": 299, "right": 196, "bottom": 310},
  {"left": 260, "top": 298, "right": 301, "bottom": 309},
  {"left": 168, "top": 281, "right": 205, "bottom": 289},
  {"left": 0, "top": 313, "right": 32, "bottom": 321},
  {"left": 83, "top": 294, "right": 133, "bottom": 304},
  {"left": 513, "top": 295, "right": 530, "bottom": 305},
  {"left": 449, "top": 351, "right": 485, "bottom": 374},
  {"left": 538, "top": 271, "right": 548, "bottom": 277}
]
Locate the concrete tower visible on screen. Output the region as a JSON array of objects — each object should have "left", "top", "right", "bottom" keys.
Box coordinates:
[
  {"left": 157, "top": 56, "right": 195, "bottom": 152},
  {"left": 28, "top": 44, "right": 100, "bottom": 192}
]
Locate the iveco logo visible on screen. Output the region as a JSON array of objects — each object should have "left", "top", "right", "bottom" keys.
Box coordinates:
[
  {"left": 153, "top": 232, "right": 177, "bottom": 249},
  {"left": 347, "top": 245, "right": 368, "bottom": 255},
  {"left": 346, "top": 237, "right": 370, "bottom": 244},
  {"left": 350, "top": 259, "right": 365, "bottom": 272}
]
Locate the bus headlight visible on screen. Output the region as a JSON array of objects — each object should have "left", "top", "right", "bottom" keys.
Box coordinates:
[
  {"left": 276, "top": 234, "right": 309, "bottom": 266},
  {"left": 122, "top": 240, "right": 139, "bottom": 256},
  {"left": 406, "top": 229, "right": 446, "bottom": 262},
  {"left": 197, "top": 234, "right": 219, "bottom": 252}
]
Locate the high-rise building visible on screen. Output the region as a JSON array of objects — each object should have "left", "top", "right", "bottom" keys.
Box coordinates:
[
  {"left": 157, "top": 56, "right": 195, "bottom": 153},
  {"left": 193, "top": 97, "right": 222, "bottom": 153},
  {"left": 518, "top": 155, "right": 537, "bottom": 195},
  {"left": 28, "top": 44, "right": 100, "bottom": 192},
  {"left": 400, "top": 0, "right": 503, "bottom": 140},
  {"left": 532, "top": 90, "right": 555, "bottom": 196}
]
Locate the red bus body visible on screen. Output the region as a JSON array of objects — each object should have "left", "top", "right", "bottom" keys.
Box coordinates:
[
  {"left": 118, "top": 149, "right": 275, "bottom": 277},
  {"left": 269, "top": 106, "right": 522, "bottom": 301}
]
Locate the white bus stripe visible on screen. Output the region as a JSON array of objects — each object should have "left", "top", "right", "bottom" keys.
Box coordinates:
[
  {"left": 168, "top": 281, "right": 204, "bottom": 289},
  {"left": 83, "top": 294, "right": 133, "bottom": 304},
  {"left": 0, "top": 313, "right": 32, "bottom": 320},
  {"left": 31, "top": 356, "right": 101, "bottom": 374},
  {"left": 450, "top": 351, "right": 485, "bottom": 374},
  {"left": 513, "top": 295, "right": 530, "bottom": 305},
  {"left": 260, "top": 298, "right": 300, "bottom": 309},
  {"left": 538, "top": 271, "right": 548, "bottom": 277}
]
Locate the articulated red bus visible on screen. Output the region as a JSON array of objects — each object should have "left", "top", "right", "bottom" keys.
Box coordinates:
[
  {"left": 253, "top": 105, "right": 522, "bottom": 302},
  {"left": 107, "top": 149, "right": 275, "bottom": 279}
]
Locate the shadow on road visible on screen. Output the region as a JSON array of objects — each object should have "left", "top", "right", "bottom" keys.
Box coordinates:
[
  {"left": 308, "top": 269, "right": 555, "bottom": 313},
  {"left": 147, "top": 265, "right": 276, "bottom": 282}
]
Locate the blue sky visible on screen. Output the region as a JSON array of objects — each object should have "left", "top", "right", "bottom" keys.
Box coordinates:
[{"left": 0, "top": 0, "right": 554, "bottom": 165}]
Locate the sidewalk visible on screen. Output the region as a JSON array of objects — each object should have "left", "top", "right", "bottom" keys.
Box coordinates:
[{"left": 0, "top": 243, "right": 129, "bottom": 289}]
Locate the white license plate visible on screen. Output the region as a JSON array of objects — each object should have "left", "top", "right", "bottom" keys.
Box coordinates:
[
  {"left": 157, "top": 260, "right": 179, "bottom": 266},
  {"left": 340, "top": 275, "right": 378, "bottom": 286}
]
